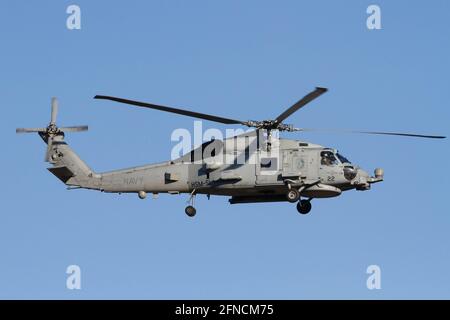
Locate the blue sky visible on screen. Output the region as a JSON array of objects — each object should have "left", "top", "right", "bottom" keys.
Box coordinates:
[{"left": 0, "top": 1, "right": 449, "bottom": 299}]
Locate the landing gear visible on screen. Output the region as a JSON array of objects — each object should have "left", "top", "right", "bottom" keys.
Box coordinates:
[
  {"left": 185, "top": 205, "right": 197, "bottom": 217},
  {"left": 286, "top": 189, "right": 300, "bottom": 203},
  {"left": 297, "top": 199, "right": 312, "bottom": 215},
  {"left": 185, "top": 189, "right": 197, "bottom": 217}
]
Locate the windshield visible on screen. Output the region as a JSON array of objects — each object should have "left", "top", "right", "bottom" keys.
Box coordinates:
[
  {"left": 320, "top": 151, "right": 339, "bottom": 166},
  {"left": 336, "top": 152, "right": 351, "bottom": 164}
]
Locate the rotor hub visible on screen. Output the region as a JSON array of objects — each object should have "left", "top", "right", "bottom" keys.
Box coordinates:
[
  {"left": 47, "top": 123, "right": 59, "bottom": 134},
  {"left": 245, "top": 120, "right": 294, "bottom": 132}
]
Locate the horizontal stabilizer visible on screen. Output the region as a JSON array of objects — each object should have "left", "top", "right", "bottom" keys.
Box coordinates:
[{"left": 48, "top": 166, "right": 75, "bottom": 183}]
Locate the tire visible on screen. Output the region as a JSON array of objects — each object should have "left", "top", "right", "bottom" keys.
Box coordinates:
[
  {"left": 185, "top": 205, "right": 197, "bottom": 217},
  {"left": 297, "top": 200, "right": 312, "bottom": 215},
  {"left": 286, "top": 189, "right": 300, "bottom": 203}
]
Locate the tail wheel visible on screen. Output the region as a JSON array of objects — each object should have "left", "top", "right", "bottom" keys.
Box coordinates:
[
  {"left": 185, "top": 205, "right": 197, "bottom": 217},
  {"left": 297, "top": 200, "right": 312, "bottom": 214},
  {"left": 286, "top": 189, "right": 300, "bottom": 203}
]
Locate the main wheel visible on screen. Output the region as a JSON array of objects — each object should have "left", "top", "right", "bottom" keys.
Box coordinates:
[
  {"left": 185, "top": 205, "right": 197, "bottom": 217},
  {"left": 286, "top": 189, "right": 300, "bottom": 203},
  {"left": 297, "top": 200, "right": 312, "bottom": 215}
]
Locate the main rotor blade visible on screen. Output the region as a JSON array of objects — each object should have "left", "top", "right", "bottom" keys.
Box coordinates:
[
  {"left": 275, "top": 87, "right": 328, "bottom": 124},
  {"left": 51, "top": 97, "right": 58, "bottom": 125},
  {"left": 60, "top": 125, "right": 89, "bottom": 132},
  {"left": 296, "top": 128, "right": 446, "bottom": 139},
  {"left": 16, "top": 128, "right": 47, "bottom": 133},
  {"left": 94, "top": 95, "right": 246, "bottom": 125}
]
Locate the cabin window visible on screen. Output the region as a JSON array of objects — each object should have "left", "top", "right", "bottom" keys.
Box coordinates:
[{"left": 320, "top": 151, "right": 338, "bottom": 166}]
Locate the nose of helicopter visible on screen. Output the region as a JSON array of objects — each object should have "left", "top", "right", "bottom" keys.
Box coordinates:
[
  {"left": 351, "top": 167, "right": 384, "bottom": 190},
  {"left": 352, "top": 168, "right": 371, "bottom": 190}
]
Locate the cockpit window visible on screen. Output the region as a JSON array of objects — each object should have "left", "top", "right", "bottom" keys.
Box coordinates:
[
  {"left": 336, "top": 152, "right": 351, "bottom": 164},
  {"left": 320, "top": 151, "right": 338, "bottom": 166}
]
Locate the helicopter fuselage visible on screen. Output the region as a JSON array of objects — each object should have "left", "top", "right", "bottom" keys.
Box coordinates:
[{"left": 91, "top": 134, "right": 383, "bottom": 205}]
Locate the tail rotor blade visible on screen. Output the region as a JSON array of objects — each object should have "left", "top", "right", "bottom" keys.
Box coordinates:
[
  {"left": 60, "top": 125, "right": 88, "bottom": 132},
  {"left": 16, "top": 128, "right": 47, "bottom": 133},
  {"left": 51, "top": 97, "right": 58, "bottom": 125}
]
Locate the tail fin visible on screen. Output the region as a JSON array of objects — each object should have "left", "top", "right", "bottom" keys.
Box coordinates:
[
  {"left": 17, "top": 97, "right": 101, "bottom": 190},
  {"left": 45, "top": 134, "right": 101, "bottom": 189}
]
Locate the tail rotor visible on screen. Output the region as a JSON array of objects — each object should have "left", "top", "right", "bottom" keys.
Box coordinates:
[{"left": 16, "top": 97, "right": 88, "bottom": 161}]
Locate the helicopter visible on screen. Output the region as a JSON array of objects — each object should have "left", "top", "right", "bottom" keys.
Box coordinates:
[{"left": 16, "top": 87, "right": 445, "bottom": 217}]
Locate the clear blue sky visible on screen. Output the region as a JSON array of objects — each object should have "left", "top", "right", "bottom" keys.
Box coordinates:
[{"left": 0, "top": 1, "right": 449, "bottom": 299}]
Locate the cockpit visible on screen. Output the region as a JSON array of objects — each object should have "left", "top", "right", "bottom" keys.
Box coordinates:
[
  {"left": 320, "top": 151, "right": 338, "bottom": 166},
  {"left": 320, "top": 150, "right": 351, "bottom": 166}
]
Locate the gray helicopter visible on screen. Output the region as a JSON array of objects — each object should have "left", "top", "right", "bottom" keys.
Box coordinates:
[{"left": 17, "top": 88, "right": 445, "bottom": 217}]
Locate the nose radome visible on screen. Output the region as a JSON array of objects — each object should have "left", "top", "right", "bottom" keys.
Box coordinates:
[{"left": 374, "top": 168, "right": 384, "bottom": 179}]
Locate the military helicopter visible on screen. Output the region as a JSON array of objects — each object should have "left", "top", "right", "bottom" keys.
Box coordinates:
[{"left": 16, "top": 88, "right": 445, "bottom": 217}]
